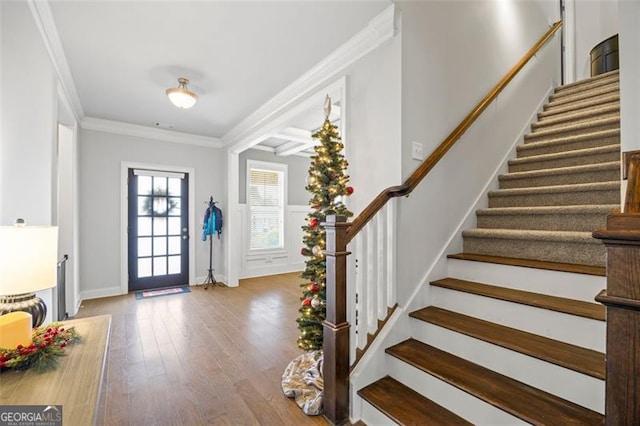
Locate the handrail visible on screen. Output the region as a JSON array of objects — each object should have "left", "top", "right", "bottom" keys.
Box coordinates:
[{"left": 346, "top": 20, "right": 563, "bottom": 243}]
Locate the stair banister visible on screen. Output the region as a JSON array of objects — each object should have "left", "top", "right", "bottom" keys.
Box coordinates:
[
  {"left": 593, "top": 153, "right": 640, "bottom": 425},
  {"left": 322, "top": 20, "right": 563, "bottom": 426}
]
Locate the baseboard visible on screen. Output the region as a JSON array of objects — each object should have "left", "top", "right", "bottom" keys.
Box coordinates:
[{"left": 80, "top": 286, "right": 124, "bottom": 301}]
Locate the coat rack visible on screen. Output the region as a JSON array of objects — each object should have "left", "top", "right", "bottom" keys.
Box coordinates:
[{"left": 202, "top": 196, "right": 218, "bottom": 289}]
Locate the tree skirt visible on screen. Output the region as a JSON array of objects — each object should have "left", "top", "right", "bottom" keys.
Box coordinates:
[{"left": 281, "top": 350, "right": 324, "bottom": 415}]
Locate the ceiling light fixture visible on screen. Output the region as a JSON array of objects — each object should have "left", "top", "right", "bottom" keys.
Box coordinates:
[{"left": 166, "top": 77, "right": 198, "bottom": 109}]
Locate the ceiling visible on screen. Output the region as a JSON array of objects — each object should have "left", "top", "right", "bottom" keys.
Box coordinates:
[{"left": 44, "top": 0, "right": 392, "bottom": 156}]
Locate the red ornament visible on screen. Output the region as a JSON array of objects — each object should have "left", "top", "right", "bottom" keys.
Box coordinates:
[
  {"left": 310, "top": 218, "right": 319, "bottom": 228},
  {"left": 346, "top": 186, "right": 354, "bottom": 195},
  {"left": 310, "top": 284, "right": 319, "bottom": 293},
  {"left": 302, "top": 298, "right": 311, "bottom": 306}
]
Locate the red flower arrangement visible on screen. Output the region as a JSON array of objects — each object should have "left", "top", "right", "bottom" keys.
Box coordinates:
[{"left": 0, "top": 323, "right": 80, "bottom": 372}]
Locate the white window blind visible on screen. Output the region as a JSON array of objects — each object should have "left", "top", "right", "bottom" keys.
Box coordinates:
[{"left": 248, "top": 162, "right": 286, "bottom": 250}]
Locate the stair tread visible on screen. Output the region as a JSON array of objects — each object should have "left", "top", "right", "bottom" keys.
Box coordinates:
[
  {"left": 547, "top": 84, "right": 619, "bottom": 108},
  {"left": 525, "top": 116, "right": 619, "bottom": 141},
  {"left": 553, "top": 69, "right": 618, "bottom": 93},
  {"left": 410, "top": 306, "right": 605, "bottom": 378},
  {"left": 534, "top": 105, "right": 619, "bottom": 129},
  {"left": 447, "top": 253, "right": 605, "bottom": 276},
  {"left": 386, "top": 339, "right": 604, "bottom": 425},
  {"left": 509, "top": 144, "right": 620, "bottom": 165},
  {"left": 476, "top": 204, "right": 618, "bottom": 216},
  {"left": 499, "top": 161, "right": 619, "bottom": 180},
  {"left": 519, "top": 128, "right": 619, "bottom": 149},
  {"left": 358, "top": 376, "right": 473, "bottom": 426},
  {"left": 489, "top": 180, "right": 619, "bottom": 196},
  {"left": 462, "top": 228, "right": 602, "bottom": 244},
  {"left": 429, "top": 278, "right": 605, "bottom": 321},
  {"left": 542, "top": 93, "right": 619, "bottom": 117}
]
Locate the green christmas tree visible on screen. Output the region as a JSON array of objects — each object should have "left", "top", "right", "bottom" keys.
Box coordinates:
[{"left": 296, "top": 101, "right": 354, "bottom": 351}]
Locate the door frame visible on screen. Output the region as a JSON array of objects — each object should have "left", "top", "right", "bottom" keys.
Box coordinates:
[{"left": 120, "top": 161, "right": 196, "bottom": 295}]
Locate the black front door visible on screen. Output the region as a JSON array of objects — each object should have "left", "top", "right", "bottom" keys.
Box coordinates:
[{"left": 128, "top": 169, "right": 189, "bottom": 291}]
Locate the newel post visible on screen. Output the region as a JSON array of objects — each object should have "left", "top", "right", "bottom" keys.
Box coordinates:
[
  {"left": 593, "top": 213, "right": 640, "bottom": 425},
  {"left": 322, "top": 215, "right": 351, "bottom": 425}
]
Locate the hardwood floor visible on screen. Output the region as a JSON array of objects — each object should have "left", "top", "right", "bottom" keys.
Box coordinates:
[{"left": 76, "top": 273, "right": 329, "bottom": 425}]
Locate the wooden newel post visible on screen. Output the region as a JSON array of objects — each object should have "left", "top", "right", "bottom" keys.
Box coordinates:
[
  {"left": 593, "top": 213, "right": 640, "bottom": 425},
  {"left": 322, "top": 215, "right": 351, "bottom": 425}
]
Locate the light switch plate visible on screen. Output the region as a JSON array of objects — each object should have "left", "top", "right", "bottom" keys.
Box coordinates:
[{"left": 412, "top": 141, "right": 424, "bottom": 160}]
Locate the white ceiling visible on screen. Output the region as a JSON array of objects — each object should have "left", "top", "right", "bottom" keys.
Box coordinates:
[{"left": 45, "top": 0, "right": 391, "bottom": 155}]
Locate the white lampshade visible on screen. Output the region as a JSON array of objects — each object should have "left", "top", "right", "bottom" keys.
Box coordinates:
[
  {"left": 0, "top": 225, "right": 58, "bottom": 295},
  {"left": 166, "top": 77, "right": 198, "bottom": 109}
]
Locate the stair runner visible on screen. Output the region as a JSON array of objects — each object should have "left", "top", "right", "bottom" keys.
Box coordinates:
[{"left": 358, "top": 70, "right": 618, "bottom": 425}]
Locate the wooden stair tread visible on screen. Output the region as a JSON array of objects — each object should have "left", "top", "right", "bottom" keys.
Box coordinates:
[
  {"left": 410, "top": 306, "right": 605, "bottom": 379},
  {"left": 386, "top": 339, "right": 604, "bottom": 425},
  {"left": 357, "top": 376, "right": 472, "bottom": 426},
  {"left": 447, "top": 252, "right": 605, "bottom": 276},
  {"left": 431, "top": 277, "right": 605, "bottom": 321}
]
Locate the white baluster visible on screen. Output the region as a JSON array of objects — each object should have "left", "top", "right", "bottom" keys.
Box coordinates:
[
  {"left": 366, "top": 217, "right": 378, "bottom": 335},
  {"left": 355, "top": 230, "right": 367, "bottom": 351},
  {"left": 377, "top": 207, "right": 387, "bottom": 319},
  {"left": 386, "top": 198, "right": 397, "bottom": 306}
]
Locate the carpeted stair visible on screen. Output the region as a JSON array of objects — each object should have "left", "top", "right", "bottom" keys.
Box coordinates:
[
  {"left": 463, "top": 70, "right": 621, "bottom": 267},
  {"left": 357, "top": 71, "right": 618, "bottom": 425}
]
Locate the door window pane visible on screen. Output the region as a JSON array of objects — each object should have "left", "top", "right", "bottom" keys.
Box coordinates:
[
  {"left": 168, "top": 178, "right": 181, "bottom": 196},
  {"left": 153, "top": 237, "right": 167, "bottom": 256},
  {"left": 168, "top": 236, "right": 181, "bottom": 255},
  {"left": 138, "top": 175, "right": 152, "bottom": 195},
  {"left": 168, "top": 256, "right": 181, "bottom": 274},
  {"left": 138, "top": 258, "right": 152, "bottom": 278},
  {"left": 138, "top": 218, "right": 152, "bottom": 236},
  {"left": 153, "top": 197, "right": 168, "bottom": 215},
  {"left": 153, "top": 256, "right": 167, "bottom": 276},
  {"left": 153, "top": 177, "right": 167, "bottom": 194},
  {"left": 138, "top": 197, "right": 152, "bottom": 215},
  {"left": 138, "top": 237, "right": 152, "bottom": 257},
  {"left": 153, "top": 217, "right": 167, "bottom": 236},
  {"left": 168, "top": 217, "right": 181, "bottom": 235},
  {"left": 168, "top": 197, "right": 180, "bottom": 216}
]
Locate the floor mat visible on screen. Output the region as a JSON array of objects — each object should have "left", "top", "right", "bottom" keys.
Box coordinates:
[{"left": 135, "top": 285, "right": 191, "bottom": 300}]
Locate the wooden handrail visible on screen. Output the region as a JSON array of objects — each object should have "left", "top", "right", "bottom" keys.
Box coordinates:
[{"left": 346, "top": 20, "right": 563, "bottom": 243}]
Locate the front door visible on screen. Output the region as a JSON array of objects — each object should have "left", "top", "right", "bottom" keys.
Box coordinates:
[{"left": 128, "top": 169, "right": 189, "bottom": 291}]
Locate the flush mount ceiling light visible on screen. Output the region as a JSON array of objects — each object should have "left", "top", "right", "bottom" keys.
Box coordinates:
[{"left": 166, "top": 77, "right": 198, "bottom": 109}]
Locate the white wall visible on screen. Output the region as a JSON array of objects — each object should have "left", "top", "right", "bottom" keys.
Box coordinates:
[
  {"left": 394, "top": 0, "right": 561, "bottom": 305},
  {"left": 344, "top": 32, "right": 402, "bottom": 216},
  {"left": 574, "top": 0, "right": 619, "bottom": 81},
  {"left": 618, "top": 0, "right": 640, "bottom": 154},
  {"left": 1, "top": 1, "right": 58, "bottom": 323},
  {"left": 78, "top": 129, "right": 225, "bottom": 299}
]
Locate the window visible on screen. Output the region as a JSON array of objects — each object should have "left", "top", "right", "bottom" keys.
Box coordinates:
[{"left": 247, "top": 160, "right": 287, "bottom": 251}]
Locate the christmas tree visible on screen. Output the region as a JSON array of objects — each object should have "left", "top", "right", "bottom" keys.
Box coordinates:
[{"left": 297, "top": 98, "right": 354, "bottom": 351}]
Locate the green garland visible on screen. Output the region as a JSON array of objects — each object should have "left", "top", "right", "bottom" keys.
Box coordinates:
[{"left": 0, "top": 323, "right": 80, "bottom": 372}]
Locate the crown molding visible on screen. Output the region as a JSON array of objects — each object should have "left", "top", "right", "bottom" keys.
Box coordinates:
[
  {"left": 222, "top": 4, "right": 397, "bottom": 150},
  {"left": 81, "top": 117, "right": 222, "bottom": 148},
  {"left": 28, "top": 0, "right": 85, "bottom": 123}
]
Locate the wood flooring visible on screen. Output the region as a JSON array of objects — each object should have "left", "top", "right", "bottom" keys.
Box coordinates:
[{"left": 76, "top": 273, "right": 329, "bottom": 426}]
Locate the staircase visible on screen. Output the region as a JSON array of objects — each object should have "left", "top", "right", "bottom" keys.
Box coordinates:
[{"left": 357, "top": 70, "right": 620, "bottom": 425}]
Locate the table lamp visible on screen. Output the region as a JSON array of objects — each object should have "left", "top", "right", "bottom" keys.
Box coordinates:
[{"left": 0, "top": 219, "right": 58, "bottom": 327}]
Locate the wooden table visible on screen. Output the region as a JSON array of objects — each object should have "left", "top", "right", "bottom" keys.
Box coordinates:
[{"left": 0, "top": 315, "right": 111, "bottom": 426}]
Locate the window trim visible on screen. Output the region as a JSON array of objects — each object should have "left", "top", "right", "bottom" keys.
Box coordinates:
[{"left": 246, "top": 160, "right": 288, "bottom": 252}]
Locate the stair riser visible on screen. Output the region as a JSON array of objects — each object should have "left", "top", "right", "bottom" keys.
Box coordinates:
[
  {"left": 447, "top": 258, "right": 606, "bottom": 302},
  {"left": 553, "top": 75, "right": 619, "bottom": 97},
  {"left": 517, "top": 134, "right": 620, "bottom": 157},
  {"left": 548, "top": 83, "right": 619, "bottom": 106},
  {"left": 525, "top": 121, "right": 619, "bottom": 143},
  {"left": 463, "top": 236, "right": 605, "bottom": 267},
  {"left": 411, "top": 323, "right": 604, "bottom": 412},
  {"left": 509, "top": 149, "right": 620, "bottom": 172},
  {"left": 476, "top": 211, "right": 608, "bottom": 232},
  {"left": 533, "top": 111, "right": 619, "bottom": 133},
  {"left": 387, "top": 356, "right": 526, "bottom": 425},
  {"left": 360, "top": 400, "right": 397, "bottom": 426},
  {"left": 430, "top": 287, "right": 606, "bottom": 351},
  {"left": 544, "top": 93, "right": 619, "bottom": 115},
  {"left": 489, "top": 186, "right": 619, "bottom": 208},
  {"left": 499, "top": 167, "right": 620, "bottom": 189}
]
